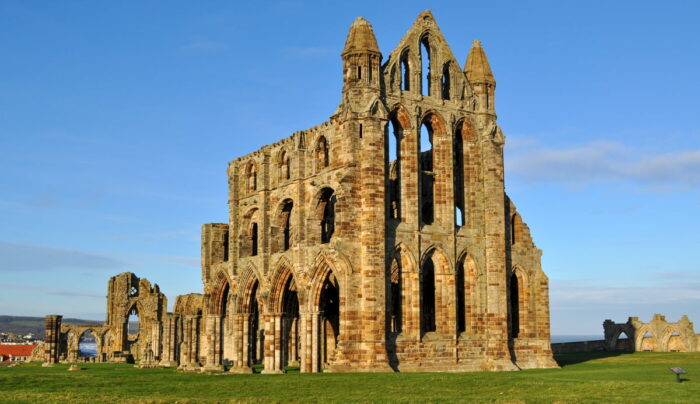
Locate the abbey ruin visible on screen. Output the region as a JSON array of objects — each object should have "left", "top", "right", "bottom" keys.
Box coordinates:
[{"left": 38, "top": 11, "right": 557, "bottom": 372}]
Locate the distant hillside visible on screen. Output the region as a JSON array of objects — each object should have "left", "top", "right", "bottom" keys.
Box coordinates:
[{"left": 0, "top": 315, "right": 103, "bottom": 336}]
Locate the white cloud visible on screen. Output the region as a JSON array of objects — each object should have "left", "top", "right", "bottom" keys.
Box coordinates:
[{"left": 506, "top": 139, "right": 700, "bottom": 189}]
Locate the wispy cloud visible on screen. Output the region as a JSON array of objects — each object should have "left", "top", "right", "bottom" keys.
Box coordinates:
[
  {"left": 181, "top": 41, "right": 226, "bottom": 52},
  {"left": 506, "top": 139, "right": 700, "bottom": 190},
  {"left": 0, "top": 241, "right": 128, "bottom": 273}
]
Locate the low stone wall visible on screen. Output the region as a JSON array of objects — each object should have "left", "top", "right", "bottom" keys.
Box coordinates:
[{"left": 551, "top": 340, "right": 606, "bottom": 354}]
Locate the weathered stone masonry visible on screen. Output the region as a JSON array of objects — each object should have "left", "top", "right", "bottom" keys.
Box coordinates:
[{"left": 38, "top": 11, "right": 557, "bottom": 372}]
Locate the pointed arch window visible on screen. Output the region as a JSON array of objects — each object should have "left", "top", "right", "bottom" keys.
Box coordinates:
[
  {"left": 250, "top": 222, "right": 258, "bottom": 256},
  {"left": 400, "top": 50, "right": 410, "bottom": 91},
  {"left": 420, "top": 36, "right": 431, "bottom": 96},
  {"left": 280, "top": 199, "right": 293, "bottom": 251},
  {"left": 441, "top": 62, "right": 451, "bottom": 100},
  {"left": 389, "top": 256, "right": 402, "bottom": 332},
  {"left": 386, "top": 117, "right": 402, "bottom": 220},
  {"left": 315, "top": 136, "right": 329, "bottom": 171},
  {"left": 454, "top": 121, "right": 465, "bottom": 227},
  {"left": 318, "top": 188, "right": 336, "bottom": 244},
  {"left": 509, "top": 271, "right": 521, "bottom": 338},
  {"left": 456, "top": 258, "right": 466, "bottom": 333},
  {"left": 420, "top": 253, "right": 436, "bottom": 333},
  {"left": 420, "top": 117, "right": 434, "bottom": 225}
]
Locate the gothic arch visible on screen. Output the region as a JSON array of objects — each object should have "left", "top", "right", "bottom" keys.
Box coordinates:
[
  {"left": 389, "top": 103, "right": 413, "bottom": 130},
  {"left": 208, "top": 270, "right": 231, "bottom": 315}
]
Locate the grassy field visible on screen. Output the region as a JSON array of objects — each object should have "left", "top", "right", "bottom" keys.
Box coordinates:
[{"left": 1, "top": 352, "right": 698, "bottom": 403}]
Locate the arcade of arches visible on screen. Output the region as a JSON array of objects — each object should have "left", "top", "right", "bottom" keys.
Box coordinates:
[{"left": 38, "top": 11, "right": 558, "bottom": 372}]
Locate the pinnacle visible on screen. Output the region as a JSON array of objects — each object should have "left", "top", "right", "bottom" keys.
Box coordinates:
[
  {"left": 465, "top": 39, "right": 495, "bottom": 84},
  {"left": 342, "top": 16, "right": 380, "bottom": 56}
]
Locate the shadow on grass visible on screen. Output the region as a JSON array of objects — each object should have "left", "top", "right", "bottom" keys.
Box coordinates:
[{"left": 554, "top": 351, "right": 628, "bottom": 367}]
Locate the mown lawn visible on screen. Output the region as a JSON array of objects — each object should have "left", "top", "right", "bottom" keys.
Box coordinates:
[{"left": 1, "top": 352, "right": 698, "bottom": 403}]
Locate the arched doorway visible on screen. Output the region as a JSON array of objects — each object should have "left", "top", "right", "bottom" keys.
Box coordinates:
[
  {"left": 318, "top": 271, "right": 339, "bottom": 367},
  {"left": 126, "top": 305, "right": 140, "bottom": 360},
  {"left": 281, "top": 277, "right": 300, "bottom": 368}
]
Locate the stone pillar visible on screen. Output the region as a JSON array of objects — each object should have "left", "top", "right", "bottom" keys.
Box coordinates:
[
  {"left": 159, "top": 314, "right": 179, "bottom": 367},
  {"left": 262, "top": 313, "right": 284, "bottom": 374},
  {"left": 202, "top": 314, "right": 224, "bottom": 372},
  {"left": 311, "top": 311, "right": 320, "bottom": 373},
  {"left": 229, "top": 313, "right": 252, "bottom": 373},
  {"left": 299, "top": 312, "right": 311, "bottom": 373},
  {"left": 42, "top": 315, "right": 62, "bottom": 366}
]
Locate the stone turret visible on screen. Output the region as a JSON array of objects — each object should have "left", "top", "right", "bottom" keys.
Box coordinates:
[
  {"left": 465, "top": 40, "right": 496, "bottom": 114},
  {"left": 342, "top": 17, "right": 382, "bottom": 97}
]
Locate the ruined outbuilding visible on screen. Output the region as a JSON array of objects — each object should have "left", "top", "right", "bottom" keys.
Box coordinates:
[
  {"left": 604, "top": 314, "right": 700, "bottom": 352},
  {"left": 38, "top": 11, "right": 557, "bottom": 372}
]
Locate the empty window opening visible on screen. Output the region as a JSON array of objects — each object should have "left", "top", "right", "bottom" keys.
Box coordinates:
[
  {"left": 456, "top": 260, "right": 466, "bottom": 333},
  {"left": 250, "top": 222, "right": 258, "bottom": 256},
  {"left": 389, "top": 257, "right": 402, "bottom": 332},
  {"left": 509, "top": 272, "right": 520, "bottom": 338},
  {"left": 420, "top": 254, "right": 436, "bottom": 333},
  {"left": 420, "top": 36, "right": 431, "bottom": 96},
  {"left": 319, "top": 188, "right": 336, "bottom": 244},
  {"left": 281, "top": 200, "right": 293, "bottom": 251},
  {"left": 368, "top": 59, "right": 373, "bottom": 83},
  {"left": 281, "top": 276, "right": 300, "bottom": 367},
  {"left": 386, "top": 118, "right": 402, "bottom": 220},
  {"left": 223, "top": 230, "right": 229, "bottom": 261},
  {"left": 315, "top": 136, "right": 329, "bottom": 171},
  {"left": 420, "top": 120, "right": 434, "bottom": 225},
  {"left": 127, "top": 306, "right": 140, "bottom": 340},
  {"left": 441, "top": 62, "right": 450, "bottom": 100},
  {"left": 400, "top": 51, "right": 410, "bottom": 91},
  {"left": 319, "top": 271, "right": 339, "bottom": 365},
  {"left": 359, "top": 124, "right": 363, "bottom": 139},
  {"left": 453, "top": 123, "right": 465, "bottom": 227},
  {"left": 357, "top": 65, "right": 362, "bottom": 80},
  {"left": 644, "top": 332, "right": 653, "bottom": 338},
  {"left": 129, "top": 285, "right": 138, "bottom": 297},
  {"left": 78, "top": 330, "right": 97, "bottom": 358}
]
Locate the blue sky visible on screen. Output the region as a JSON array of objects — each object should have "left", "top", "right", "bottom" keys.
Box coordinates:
[{"left": 1, "top": 1, "right": 698, "bottom": 335}]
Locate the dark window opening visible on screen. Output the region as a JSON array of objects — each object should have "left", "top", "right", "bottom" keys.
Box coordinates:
[
  {"left": 223, "top": 230, "right": 229, "bottom": 261},
  {"left": 248, "top": 282, "right": 260, "bottom": 365},
  {"left": 281, "top": 200, "right": 293, "bottom": 251},
  {"left": 390, "top": 257, "right": 402, "bottom": 332},
  {"left": 454, "top": 123, "right": 465, "bottom": 227},
  {"left": 359, "top": 123, "right": 363, "bottom": 139},
  {"left": 386, "top": 118, "right": 402, "bottom": 220},
  {"left": 420, "top": 36, "right": 431, "bottom": 96},
  {"left": 420, "top": 254, "right": 436, "bottom": 333},
  {"left": 319, "top": 188, "right": 336, "bottom": 244},
  {"left": 456, "top": 260, "right": 466, "bottom": 333},
  {"left": 357, "top": 65, "right": 362, "bottom": 80},
  {"left": 251, "top": 222, "right": 258, "bottom": 256},
  {"left": 400, "top": 51, "right": 410, "bottom": 91},
  {"left": 510, "top": 272, "right": 520, "bottom": 338},
  {"left": 441, "top": 62, "right": 450, "bottom": 100},
  {"left": 420, "top": 121, "right": 434, "bottom": 225},
  {"left": 511, "top": 214, "right": 517, "bottom": 245}
]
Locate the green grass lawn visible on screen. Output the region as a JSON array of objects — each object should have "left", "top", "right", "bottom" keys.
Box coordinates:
[{"left": 1, "top": 352, "right": 698, "bottom": 403}]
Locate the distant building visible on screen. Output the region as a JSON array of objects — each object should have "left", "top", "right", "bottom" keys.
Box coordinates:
[{"left": 0, "top": 344, "right": 37, "bottom": 362}]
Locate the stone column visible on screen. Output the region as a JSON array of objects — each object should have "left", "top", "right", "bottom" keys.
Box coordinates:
[
  {"left": 42, "top": 315, "right": 62, "bottom": 366},
  {"left": 229, "top": 313, "right": 252, "bottom": 373},
  {"left": 202, "top": 314, "right": 224, "bottom": 372},
  {"left": 261, "top": 313, "right": 284, "bottom": 374},
  {"left": 311, "top": 311, "right": 320, "bottom": 373}
]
